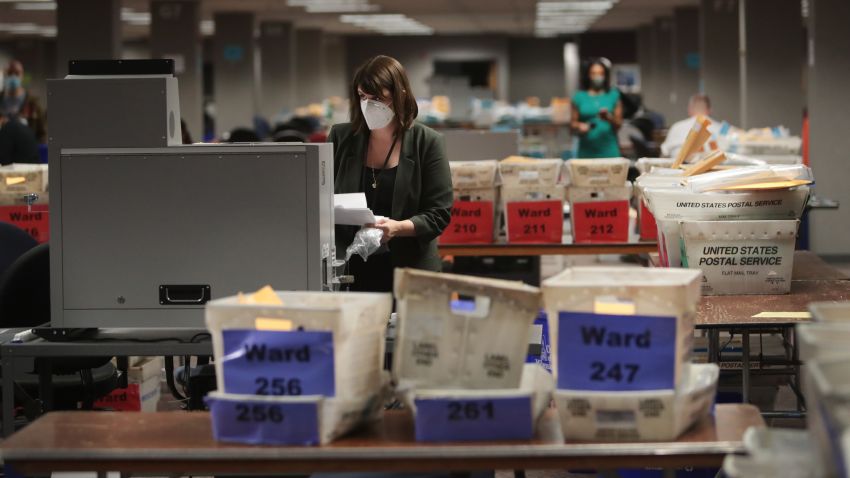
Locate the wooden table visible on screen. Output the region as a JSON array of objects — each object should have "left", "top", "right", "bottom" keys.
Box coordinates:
[
  {"left": 696, "top": 277, "right": 850, "bottom": 412},
  {"left": 697, "top": 279, "right": 850, "bottom": 328},
  {"left": 1, "top": 405, "right": 763, "bottom": 474},
  {"left": 439, "top": 242, "right": 658, "bottom": 257}
]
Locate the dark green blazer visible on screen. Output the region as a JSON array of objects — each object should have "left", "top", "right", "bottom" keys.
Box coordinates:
[{"left": 329, "top": 121, "right": 453, "bottom": 271}]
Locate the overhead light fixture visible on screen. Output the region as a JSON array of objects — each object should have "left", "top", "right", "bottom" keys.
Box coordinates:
[
  {"left": 0, "top": 22, "right": 55, "bottom": 36},
  {"left": 13, "top": 1, "right": 56, "bottom": 10},
  {"left": 340, "top": 13, "right": 433, "bottom": 35},
  {"left": 537, "top": 1, "right": 614, "bottom": 12},
  {"left": 121, "top": 7, "right": 151, "bottom": 26},
  {"left": 0, "top": 22, "right": 39, "bottom": 33},
  {"left": 201, "top": 19, "right": 214, "bottom": 35},
  {"left": 288, "top": 0, "right": 379, "bottom": 13},
  {"left": 534, "top": 0, "right": 618, "bottom": 35}
]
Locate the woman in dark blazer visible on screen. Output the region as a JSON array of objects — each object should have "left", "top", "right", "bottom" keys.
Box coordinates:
[{"left": 329, "top": 55, "right": 453, "bottom": 292}]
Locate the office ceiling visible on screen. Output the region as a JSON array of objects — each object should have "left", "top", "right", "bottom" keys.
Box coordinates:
[{"left": 0, "top": 0, "right": 700, "bottom": 40}]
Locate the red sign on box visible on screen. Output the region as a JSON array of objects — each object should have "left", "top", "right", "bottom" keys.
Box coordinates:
[
  {"left": 0, "top": 205, "right": 49, "bottom": 243},
  {"left": 572, "top": 200, "right": 629, "bottom": 243},
  {"left": 94, "top": 383, "right": 141, "bottom": 411},
  {"left": 440, "top": 201, "right": 494, "bottom": 244},
  {"left": 639, "top": 199, "right": 658, "bottom": 240},
  {"left": 506, "top": 200, "right": 563, "bottom": 243}
]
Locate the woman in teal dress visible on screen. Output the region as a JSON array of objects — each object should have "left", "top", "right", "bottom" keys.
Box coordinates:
[{"left": 570, "top": 59, "right": 623, "bottom": 158}]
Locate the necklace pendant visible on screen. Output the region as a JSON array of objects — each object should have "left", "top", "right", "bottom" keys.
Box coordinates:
[{"left": 371, "top": 181, "right": 377, "bottom": 189}]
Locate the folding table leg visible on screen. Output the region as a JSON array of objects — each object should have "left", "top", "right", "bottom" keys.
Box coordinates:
[{"left": 742, "top": 330, "right": 751, "bottom": 404}]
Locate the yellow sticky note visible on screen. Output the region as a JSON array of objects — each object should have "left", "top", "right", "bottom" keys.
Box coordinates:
[
  {"left": 751, "top": 311, "right": 811, "bottom": 319},
  {"left": 5, "top": 176, "right": 26, "bottom": 186},
  {"left": 594, "top": 298, "right": 636, "bottom": 316},
  {"left": 250, "top": 285, "right": 283, "bottom": 305},
  {"left": 255, "top": 318, "right": 294, "bottom": 331}
]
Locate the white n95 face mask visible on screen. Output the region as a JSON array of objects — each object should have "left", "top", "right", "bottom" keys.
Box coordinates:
[{"left": 360, "top": 99, "right": 395, "bottom": 130}]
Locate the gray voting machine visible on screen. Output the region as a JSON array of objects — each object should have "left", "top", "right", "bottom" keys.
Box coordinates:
[{"left": 47, "top": 60, "right": 335, "bottom": 329}]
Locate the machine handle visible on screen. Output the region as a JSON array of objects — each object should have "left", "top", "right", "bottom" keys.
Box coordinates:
[{"left": 159, "top": 285, "right": 211, "bottom": 305}]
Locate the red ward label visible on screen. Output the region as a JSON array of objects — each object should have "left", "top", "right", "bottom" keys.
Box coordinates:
[
  {"left": 639, "top": 199, "right": 658, "bottom": 240},
  {"left": 506, "top": 200, "right": 563, "bottom": 243},
  {"left": 94, "top": 384, "right": 141, "bottom": 411},
  {"left": 440, "top": 201, "right": 495, "bottom": 244},
  {"left": 0, "top": 205, "right": 49, "bottom": 243},
  {"left": 572, "top": 200, "right": 629, "bottom": 243}
]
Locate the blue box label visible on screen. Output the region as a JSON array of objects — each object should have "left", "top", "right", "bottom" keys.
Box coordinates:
[
  {"left": 526, "top": 312, "right": 552, "bottom": 373},
  {"left": 207, "top": 397, "right": 320, "bottom": 446},
  {"left": 222, "top": 329, "right": 335, "bottom": 396},
  {"left": 557, "top": 311, "right": 677, "bottom": 391},
  {"left": 414, "top": 396, "right": 533, "bottom": 442}
]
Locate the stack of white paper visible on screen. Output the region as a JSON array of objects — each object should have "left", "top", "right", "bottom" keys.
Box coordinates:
[{"left": 334, "top": 193, "right": 384, "bottom": 225}]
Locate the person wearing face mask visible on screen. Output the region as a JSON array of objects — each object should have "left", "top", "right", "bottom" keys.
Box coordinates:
[
  {"left": 1, "top": 60, "right": 46, "bottom": 144},
  {"left": 570, "top": 58, "right": 623, "bottom": 158},
  {"left": 329, "top": 55, "right": 453, "bottom": 293}
]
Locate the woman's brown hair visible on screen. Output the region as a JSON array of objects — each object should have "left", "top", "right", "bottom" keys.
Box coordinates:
[{"left": 349, "top": 55, "right": 418, "bottom": 134}]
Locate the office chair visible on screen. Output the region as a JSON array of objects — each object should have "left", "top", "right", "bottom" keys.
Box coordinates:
[
  {"left": 0, "top": 222, "right": 37, "bottom": 280},
  {"left": 630, "top": 134, "right": 660, "bottom": 159},
  {"left": 630, "top": 117, "right": 656, "bottom": 143},
  {"left": 225, "top": 128, "right": 260, "bottom": 143},
  {"left": 272, "top": 129, "right": 308, "bottom": 143},
  {"left": 0, "top": 244, "right": 118, "bottom": 413}
]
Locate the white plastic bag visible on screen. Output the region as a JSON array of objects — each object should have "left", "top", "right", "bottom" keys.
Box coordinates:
[{"left": 345, "top": 227, "right": 384, "bottom": 262}]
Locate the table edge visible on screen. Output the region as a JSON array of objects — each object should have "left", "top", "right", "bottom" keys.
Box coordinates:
[{"left": 0, "top": 441, "right": 745, "bottom": 462}]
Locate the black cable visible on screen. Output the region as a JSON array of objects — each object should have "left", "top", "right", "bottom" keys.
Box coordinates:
[
  {"left": 182, "top": 355, "right": 191, "bottom": 401},
  {"left": 165, "top": 356, "right": 187, "bottom": 402},
  {"left": 189, "top": 332, "right": 211, "bottom": 343}
]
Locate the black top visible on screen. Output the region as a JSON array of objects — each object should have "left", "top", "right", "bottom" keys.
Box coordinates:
[
  {"left": 68, "top": 59, "right": 175, "bottom": 76},
  {"left": 362, "top": 166, "right": 397, "bottom": 218},
  {"left": 329, "top": 122, "right": 453, "bottom": 272},
  {"left": 0, "top": 119, "right": 39, "bottom": 165}
]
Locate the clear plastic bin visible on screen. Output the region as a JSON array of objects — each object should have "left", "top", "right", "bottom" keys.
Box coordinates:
[
  {"left": 553, "top": 363, "right": 718, "bottom": 441},
  {"left": 393, "top": 268, "right": 541, "bottom": 390},
  {"left": 205, "top": 291, "right": 392, "bottom": 400},
  {"left": 542, "top": 266, "right": 702, "bottom": 390}
]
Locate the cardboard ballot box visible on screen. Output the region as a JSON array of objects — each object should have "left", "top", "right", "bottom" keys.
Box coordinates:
[
  {"left": 680, "top": 219, "right": 799, "bottom": 295},
  {"left": 567, "top": 183, "right": 632, "bottom": 244},
  {"left": 501, "top": 185, "right": 565, "bottom": 244},
  {"left": 542, "top": 267, "right": 702, "bottom": 392},
  {"left": 205, "top": 291, "right": 392, "bottom": 400},
  {"left": 393, "top": 268, "right": 541, "bottom": 390},
  {"left": 565, "top": 158, "right": 629, "bottom": 187},
  {"left": 554, "top": 363, "right": 718, "bottom": 441},
  {"left": 643, "top": 186, "right": 809, "bottom": 267},
  {"left": 498, "top": 157, "right": 563, "bottom": 188}
]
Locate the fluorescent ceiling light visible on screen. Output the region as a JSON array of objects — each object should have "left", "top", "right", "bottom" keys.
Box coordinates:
[
  {"left": 289, "top": 0, "right": 379, "bottom": 13},
  {"left": 121, "top": 8, "right": 151, "bottom": 25},
  {"left": 340, "top": 14, "right": 433, "bottom": 35},
  {"left": 0, "top": 22, "right": 56, "bottom": 36},
  {"left": 306, "top": 4, "right": 378, "bottom": 12},
  {"left": 14, "top": 1, "right": 56, "bottom": 10},
  {"left": 534, "top": 0, "right": 616, "bottom": 35},
  {"left": 537, "top": 1, "right": 614, "bottom": 11}
]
